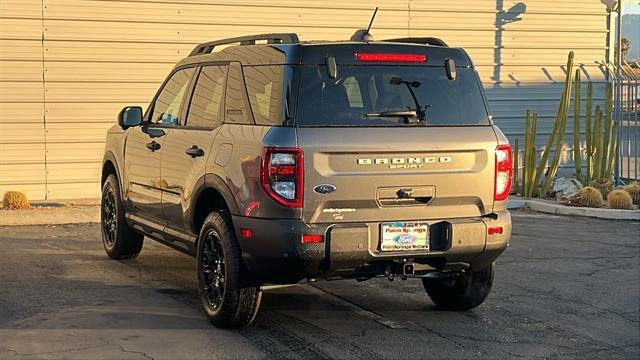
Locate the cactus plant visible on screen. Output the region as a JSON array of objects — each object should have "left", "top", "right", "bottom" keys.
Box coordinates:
[
  {"left": 577, "top": 186, "right": 603, "bottom": 208},
  {"left": 2, "top": 191, "right": 31, "bottom": 210},
  {"left": 607, "top": 189, "right": 633, "bottom": 210},
  {"left": 572, "top": 69, "right": 582, "bottom": 182},
  {"left": 585, "top": 81, "right": 593, "bottom": 182},
  {"left": 539, "top": 51, "right": 575, "bottom": 198},
  {"left": 523, "top": 110, "right": 539, "bottom": 198},
  {"left": 623, "top": 182, "right": 640, "bottom": 205},
  {"left": 589, "top": 178, "right": 614, "bottom": 200}
]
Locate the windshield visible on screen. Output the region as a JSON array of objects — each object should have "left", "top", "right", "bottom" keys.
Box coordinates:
[{"left": 295, "top": 65, "right": 490, "bottom": 126}]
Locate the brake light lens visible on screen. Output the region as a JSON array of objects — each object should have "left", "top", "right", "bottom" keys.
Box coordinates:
[
  {"left": 302, "top": 234, "right": 324, "bottom": 243},
  {"left": 494, "top": 144, "right": 513, "bottom": 201},
  {"left": 355, "top": 53, "right": 427, "bottom": 63},
  {"left": 261, "top": 147, "right": 304, "bottom": 208}
]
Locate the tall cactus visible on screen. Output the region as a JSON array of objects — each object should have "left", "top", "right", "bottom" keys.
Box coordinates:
[
  {"left": 523, "top": 109, "right": 530, "bottom": 196},
  {"left": 519, "top": 52, "right": 619, "bottom": 197},
  {"left": 573, "top": 70, "right": 582, "bottom": 182},
  {"left": 585, "top": 81, "right": 593, "bottom": 182},
  {"left": 523, "top": 110, "right": 538, "bottom": 198},
  {"left": 606, "top": 119, "right": 619, "bottom": 179},
  {"left": 539, "top": 51, "right": 575, "bottom": 197},
  {"left": 592, "top": 105, "right": 602, "bottom": 179}
]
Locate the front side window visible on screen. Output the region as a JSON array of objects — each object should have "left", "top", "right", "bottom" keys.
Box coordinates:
[
  {"left": 151, "top": 67, "right": 195, "bottom": 125},
  {"left": 186, "top": 65, "right": 227, "bottom": 128}
]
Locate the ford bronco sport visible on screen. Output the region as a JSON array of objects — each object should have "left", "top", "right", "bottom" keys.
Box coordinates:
[{"left": 101, "top": 32, "right": 512, "bottom": 329}]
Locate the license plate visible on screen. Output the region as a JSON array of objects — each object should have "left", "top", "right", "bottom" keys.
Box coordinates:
[{"left": 380, "top": 222, "right": 429, "bottom": 251}]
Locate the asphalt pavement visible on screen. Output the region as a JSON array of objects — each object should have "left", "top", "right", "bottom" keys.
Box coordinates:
[{"left": 0, "top": 211, "right": 638, "bottom": 359}]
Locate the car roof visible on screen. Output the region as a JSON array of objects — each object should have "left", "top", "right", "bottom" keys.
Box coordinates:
[{"left": 174, "top": 36, "right": 473, "bottom": 69}]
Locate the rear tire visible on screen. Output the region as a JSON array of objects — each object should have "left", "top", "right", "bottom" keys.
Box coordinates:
[
  {"left": 422, "top": 264, "right": 494, "bottom": 310},
  {"left": 196, "top": 212, "right": 262, "bottom": 329},
  {"left": 101, "top": 174, "right": 144, "bottom": 259}
]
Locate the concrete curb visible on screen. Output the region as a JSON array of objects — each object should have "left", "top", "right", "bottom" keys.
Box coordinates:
[
  {"left": 509, "top": 198, "right": 640, "bottom": 221},
  {"left": 0, "top": 206, "right": 100, "bottom": 226}
]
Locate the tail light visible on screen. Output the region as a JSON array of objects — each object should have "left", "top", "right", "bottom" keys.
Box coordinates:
[
  {"left": 261, "top": 147, "right": 304, "bottom": 208},
  {"left": 494, "top": 144, "right": 513, "bottom": 201}
]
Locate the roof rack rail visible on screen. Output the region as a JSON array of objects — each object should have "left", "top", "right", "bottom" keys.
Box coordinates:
[
  {"left": 189, "top": 33, "right": 300, "bottom": 56},
  {"left": 383, "top": 37, "right": 449, "bottom": 47}
]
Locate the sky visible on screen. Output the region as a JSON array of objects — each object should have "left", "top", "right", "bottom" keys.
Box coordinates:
[{"left": 623, "top": 1, "right": 640, "bottom": 14}]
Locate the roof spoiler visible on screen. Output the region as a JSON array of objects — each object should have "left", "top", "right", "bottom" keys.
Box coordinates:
[{"left": 383, "top": 37, "right": 449, "bottom": 47}]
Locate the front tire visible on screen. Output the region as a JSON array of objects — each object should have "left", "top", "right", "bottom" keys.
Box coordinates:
[
  {"left": 422, "top": 264, "right": 494, "bottom": 310},
  {"left": 196, "top": 212, "right": 262, "bottom": 329},
  {"left": 101, "top": 174, "right": 144, "bottom": 259}
]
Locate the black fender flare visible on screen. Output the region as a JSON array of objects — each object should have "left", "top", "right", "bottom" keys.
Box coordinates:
[
  {"left": 188, "top": 173, "right": 241, "bottom": 230},
  {"left": 101, "top": 150, "right": 124, "bottom": 200}
]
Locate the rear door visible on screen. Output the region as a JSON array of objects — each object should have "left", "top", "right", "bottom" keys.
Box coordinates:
[
  {"left": 295, "top": 64, "right": 498, "bottom": 223},
  {"left": 161, "top": 65, "right": 227, "bottom": 234}
]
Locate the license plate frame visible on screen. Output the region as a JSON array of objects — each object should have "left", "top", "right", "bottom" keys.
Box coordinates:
[{"left": 380, "top": 221, "right": 430, "bottom": 252}]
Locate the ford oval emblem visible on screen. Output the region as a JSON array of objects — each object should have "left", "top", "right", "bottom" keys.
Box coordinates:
[
  {"left": 313, "top": 184, "right": 337, "bottom": 194},
  {"left": 394, "top": 233, "right": 417, "bottom": 244}
]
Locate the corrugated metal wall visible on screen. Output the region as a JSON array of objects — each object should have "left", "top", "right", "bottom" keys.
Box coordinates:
[{"left": 0, "top": 0, "right": 609, "bottom": 200}]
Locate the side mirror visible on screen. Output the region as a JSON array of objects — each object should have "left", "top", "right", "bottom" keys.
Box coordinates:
[
  {"left": 445, "top": 58, "right": 457, "bottom": 80},
  {"left": 118, "top": 106, "right": 143, "bottom": 130}
]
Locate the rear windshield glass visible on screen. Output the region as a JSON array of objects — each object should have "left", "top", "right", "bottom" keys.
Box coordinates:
[{"left": 295, "top": 66, "right": 489, "bottom": 126}]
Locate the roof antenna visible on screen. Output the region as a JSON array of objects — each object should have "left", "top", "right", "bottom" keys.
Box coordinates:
[{"left": 350, "top": 7, "right": 378, "bottom": 42}]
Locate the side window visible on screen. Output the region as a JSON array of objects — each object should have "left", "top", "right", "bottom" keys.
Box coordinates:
[
  {"left": 224, "top": 62, "right": 252, "bottom": 124},
  {"left": 243, "top": 65, "right": 283, "bottom": 125},
  {"left": 186, "top": 65, "right": 227, "bottom": 128},
  {"left": 151, "top": 68, "right": 195, "bottom": 125}
]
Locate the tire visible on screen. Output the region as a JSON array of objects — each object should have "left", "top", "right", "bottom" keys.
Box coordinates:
[
  {"left": 101, "top": 174, "right": 144, "bottom": 259},
  {"left": 196, "top": 211, "right": 262, "bottom": 329},
  {"left": 422, "top": 264, "right": 494, "bottom": 310}
]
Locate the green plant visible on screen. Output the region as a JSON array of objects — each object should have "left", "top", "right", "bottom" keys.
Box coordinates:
[
  {"left": 589, "top": 178, "right": 614, "bottom": 200},
  {"left": 538, "top": 52, "right": 575, "bottom": 198},
  {"left": 623, "top": 182, "right": 640, "bottom": 205},
  {"left": 585, "top": 81, "right": 593, "bottom": 181},
  {"left": 2, "top": 191, "right": 30, "bottom": 210},
  {"left": 577, "top": 187, "right": 603, "bottom": 208},
  {"left": 523, "top": 109, "right": 538, "bottom": 197},
  {"left": 587, "top": 83, "right": 618, "bottom": 182},
  {"left": 607, "top": 189, "right": 633, "bottom": 210},
  {"left": 522, "top": 52, "right": 574, "bottom": 198},
  {"left": 572, "top": 69, "right": 582, "bottom": 182}
]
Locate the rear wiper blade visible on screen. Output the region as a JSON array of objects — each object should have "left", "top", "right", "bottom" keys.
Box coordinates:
[{"left": 365, "top": 110, "right": 423, "bottom": 123}]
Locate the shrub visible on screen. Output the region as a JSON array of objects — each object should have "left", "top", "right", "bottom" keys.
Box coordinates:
[{"left": 2, "top": 191, "right": 31, "bottom": 210}]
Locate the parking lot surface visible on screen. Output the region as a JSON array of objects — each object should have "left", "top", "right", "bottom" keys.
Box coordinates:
[{"left": 0, "top": 211, "right": 638, "bottom": 359}]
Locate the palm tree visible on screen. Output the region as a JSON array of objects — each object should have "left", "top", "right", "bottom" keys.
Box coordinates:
[{"left": 622, "top": 38, "right": 631, "bottom": 60}]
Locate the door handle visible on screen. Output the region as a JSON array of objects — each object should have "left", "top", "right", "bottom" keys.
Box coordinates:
[
  {"left": 146, "top": 141, "right": 161, "bottom": 151},
  {"left": 185, "top": 145, "right": 205, "bottom": 158}
]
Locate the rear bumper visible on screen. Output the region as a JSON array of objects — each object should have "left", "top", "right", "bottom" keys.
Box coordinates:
[{"left": 233, "top": 211, "right": 511, "bottom": 284}]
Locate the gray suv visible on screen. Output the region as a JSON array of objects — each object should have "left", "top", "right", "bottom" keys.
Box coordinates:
[{"left": 101, "top": 32, "right": 512, "bottom": 328}]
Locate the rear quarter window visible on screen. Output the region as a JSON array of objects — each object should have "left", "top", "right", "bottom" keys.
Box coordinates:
[{"left": 243, "top": 66, "right": 284, "bottom": 126}]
